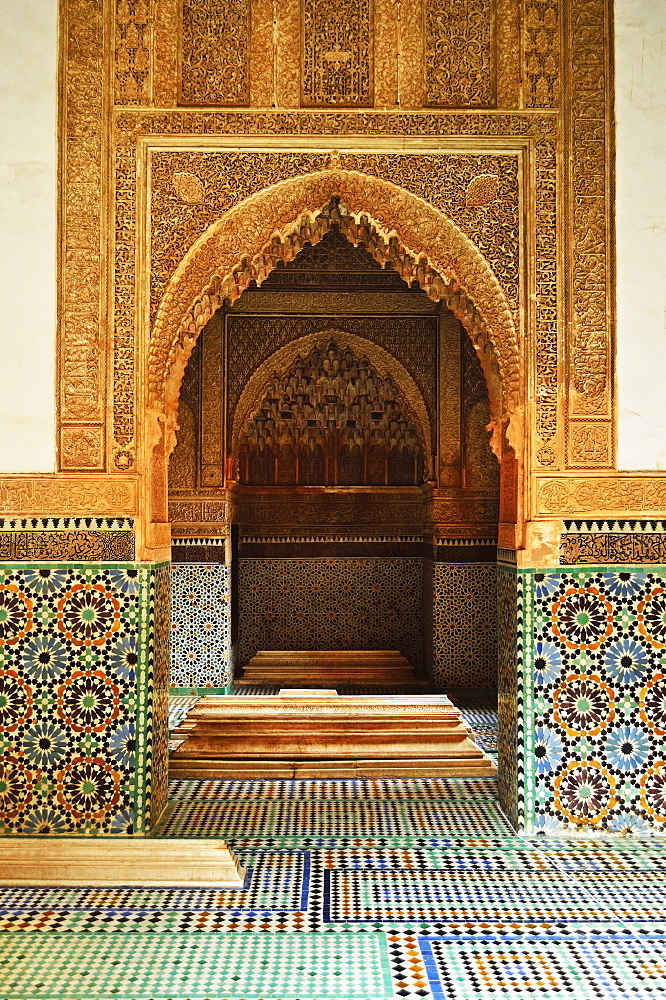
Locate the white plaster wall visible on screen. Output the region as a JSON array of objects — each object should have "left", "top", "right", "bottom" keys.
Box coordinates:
[
  {"left": 615, "top": 0, "right": 666, "bottom": 470},
  {"left": 0, "top": 0, "right": 57, "bottom": 472}
]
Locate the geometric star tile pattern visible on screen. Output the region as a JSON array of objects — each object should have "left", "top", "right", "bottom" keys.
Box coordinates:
[
  {"left": 527, "top": 566, "right": 666, "bottom": 835},
  {"left": 238, "top": 557, "right": 424, "bottom": 670},
  {"left": 432, "top": 563, "right": 497, "bottom": 689},
  {"left": 0, "top": 562, "right": 169, "bottom": 836},
  {"left": 4, "top": 695, "right": 666, "bottom": 998},
  {"left": 170, "top": 564, "right": 231, "bottom": 689}
]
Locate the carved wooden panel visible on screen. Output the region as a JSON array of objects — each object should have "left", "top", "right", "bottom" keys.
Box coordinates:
[
  {"left": 200, "top": 311, "right": 225, "bottom": 487},
  {"left": 169, "top": 339, "right": 199, "bottom": 491},
  {"left": 180, "top": 0, "right": 250, "bottom": 106},
  {"left": 237, "top": 341, "right": 426, "bottom": 486},
  {"left": 227, "top": 313, "right": 437, "bottom": 438},
  {"left": 301, "top": 0, "right": 373, "bottom": 107},
  {"left": 425, "top": 0, "right": 495, "bottom": 108},
  {"left": 462, "top": 334, "right": 499, "bottom": 489}
]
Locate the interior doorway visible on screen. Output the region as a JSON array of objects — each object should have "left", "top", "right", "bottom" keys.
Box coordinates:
[{"left": 167, "top": 204, "right": 500, "bottom": 694}]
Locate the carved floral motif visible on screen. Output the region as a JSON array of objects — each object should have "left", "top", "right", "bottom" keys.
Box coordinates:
[
  {"left": 425, "top": 0, "right": 494, "bottom": 108},
  {"left": 302, "top": 0, "right": 372, "bottom": 107},
  {"left": 180, "top": 0, "right": 250, "bottom": 106},
  {"left": 523, "top": 0, "right": 560, "bottom": 108},
  {"left": 567, "top": 0, "right": 612, "bottom": 430},
  {"left": 114, "top": 0, "right": 152, "bottom": 104},
  {"left": 538, "top": 479, "right": 666, "bottom": 516}
]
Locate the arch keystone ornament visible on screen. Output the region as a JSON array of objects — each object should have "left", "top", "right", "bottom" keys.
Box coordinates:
[{"left": 149, "top": 173, "right": 520, "bottom": 453}]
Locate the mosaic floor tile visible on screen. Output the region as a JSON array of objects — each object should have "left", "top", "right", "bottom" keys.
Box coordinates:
[
  {"left": 573, "top": 873, "right": 666, "bottom": 921},
  {"left": 418, "top": 937, "right": 666, "bottom": 999},
  {"left": 8, "top": 746, "right": 666, "bottom": 998},
  {"left": 158, "top": 797, "right": 512, "bottom": 837},
  {"left": 325, "top": 869, "right": 613, "bottom": 923},
  {"left": 316, "top": 846, "right": 552, "bottom": 871},
  {"left": 167, "top": 777, "right": 501, "bottom": 800},
  {"left": 224, "top": 833, "right": 542, "bottom": 852},
  {"left": 0, "top": 851, "right": 305, "bottom": 912},
  {"left": 524, "top": 839, "right": 666, "bottom": 872},
  {"left": 0, "top": 931, "right": 394, "bottom": 998}
]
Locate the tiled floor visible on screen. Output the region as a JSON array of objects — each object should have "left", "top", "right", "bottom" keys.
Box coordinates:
[{"left": 3, "top": 693, "right": 666, "bottom": 999}]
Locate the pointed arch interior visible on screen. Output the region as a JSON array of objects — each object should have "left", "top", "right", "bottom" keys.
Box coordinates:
[
  {"left": 149, "top": 171, "right": 520, "bottom": 458},
  {"left": 231, "top": 331, "right": 434, "bottom": 483}
]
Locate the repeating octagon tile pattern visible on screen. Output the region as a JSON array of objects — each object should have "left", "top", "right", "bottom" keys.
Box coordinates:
[
  {"left": 527, "top": 568, "right": 666, "bottom": 835},
  {"left": 0, "top": 562, "right": 168, "bottom": 835}
]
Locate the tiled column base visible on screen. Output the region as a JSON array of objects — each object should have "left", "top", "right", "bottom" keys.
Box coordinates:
[
  {"left": 0, "top": 562, "right": 169, "bottom": 835},
  {"left": 170, "top": 563, "right": 231, "bottom": 690},
  {"left": 431, "top": 563, "right": 497, "bottom": 690},
  {"left": 508, "top": 563, "right": 666, "bottom": 835}
]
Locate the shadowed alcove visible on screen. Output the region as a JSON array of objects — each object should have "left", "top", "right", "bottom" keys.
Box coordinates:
[{"left": 168, "top": 211, "right": 499, "bottom": 690}]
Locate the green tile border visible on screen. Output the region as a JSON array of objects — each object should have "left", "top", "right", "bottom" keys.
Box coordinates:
[{"left": 133, "top": 565, "right": 152, "bottom": 834}]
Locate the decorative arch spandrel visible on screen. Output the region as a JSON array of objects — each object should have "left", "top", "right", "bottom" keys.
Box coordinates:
[{"left": 149, "top": 170, "right": 520, "bottom": 452}]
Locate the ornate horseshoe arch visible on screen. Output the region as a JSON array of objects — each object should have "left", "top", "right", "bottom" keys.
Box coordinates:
[{"left": 148, "top": 169, "right": 521, "bottom": 456}]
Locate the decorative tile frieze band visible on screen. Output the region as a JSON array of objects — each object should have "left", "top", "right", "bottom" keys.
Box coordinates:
[
  {"left": 0, "top": 532, "right": 135, "bottom": 562},
  {"left": 563, "top": 520, "right": 666, "bottom": 534},
  {"left": 0, "top": 518, "right": 134, "bottom": 531},
  {"left": 560, "top": 534, "right": 666, "bottom": 566}
]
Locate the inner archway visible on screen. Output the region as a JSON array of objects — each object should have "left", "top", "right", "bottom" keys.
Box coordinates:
[
  {"left": 167, "top": 220, "right": 501, "bottom": 695},
  {"left": 148, "top": 175, "right": 522, "bottom": 469}
]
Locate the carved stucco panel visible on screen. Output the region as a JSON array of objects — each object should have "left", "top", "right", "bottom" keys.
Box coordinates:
[
  {"left": 148, "top": 169, "right": 519, "bottom": 442},
  {"left": 424, "top": 0, "right": 495, "bottom": 108},
  {"left": 179, "top": 0, "right": 250, "bottom": 106},
  {"left": 114, "top": 0, "right": 153, "bottom": 105},
  {"left": 149, "top": 150, "right": 520, "bottom": 328},
  {"left": 60, "top": 0, "right": 106, "bottom": 462},
  {"left": 567, "top": 0, "right": 613, "bottom": 435}
]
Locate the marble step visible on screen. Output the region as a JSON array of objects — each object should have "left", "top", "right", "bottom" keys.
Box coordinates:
[
  {"left": 238, "top": 649, "right": 426, "bottom": 687},
  {"left": 170, "top": 692, "right": 496, "bottom": 778},
  {"left": 0, "top": 838, "right": 246, "bottom": 886},
  {"left": 169, "top": 757, "right": 497, "bottom": 779}
]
